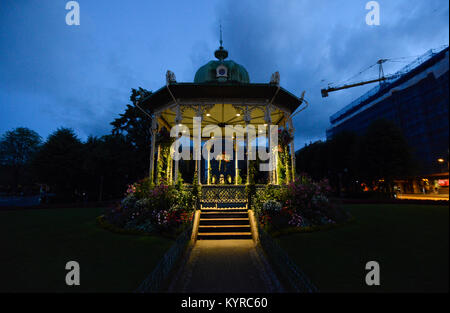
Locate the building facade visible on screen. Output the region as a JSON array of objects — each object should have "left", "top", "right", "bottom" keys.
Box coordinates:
[{"left": 326, "top": 47, "right": 449, "bottom": 194}]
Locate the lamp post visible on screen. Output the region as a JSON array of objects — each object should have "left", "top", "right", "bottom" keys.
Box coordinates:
[{"left": 437, "top": 158, "right": 446, "bottom": 173}]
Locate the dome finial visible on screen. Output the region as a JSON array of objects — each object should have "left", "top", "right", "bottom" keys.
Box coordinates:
[
  {"left": 215, "top": 22, "right": 228, "bottom": 60},
  {"left": 219, "top": 23, "right": 223, "bottom": 47}
]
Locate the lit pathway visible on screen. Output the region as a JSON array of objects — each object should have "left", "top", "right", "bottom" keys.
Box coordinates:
[
  {"left": 168, "top": 240, "right": 284, "bottom": 293},
  {"left": 397, "top": 193, "right": 449, "bottom": 201}
]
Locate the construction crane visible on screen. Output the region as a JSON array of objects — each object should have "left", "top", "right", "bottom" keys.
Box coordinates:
[
  {"left": 321, "top": 59, "right": 389, "bottom": 97},
  {"left": 321, "top": 46, "right": 448, "bottom": 98}
]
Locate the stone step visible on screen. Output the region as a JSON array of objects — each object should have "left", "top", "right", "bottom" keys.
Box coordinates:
[
  {"left": 199, "top": 218, "right": 250, "bottom": 226},
  {"left": 201, "top": 208, "right": 247, "bottom": 213},
  {"left": 200, "top": 212, "right": 248, "bottom": 219},
  {"left": 201, "top": 204, "right": 247, "bottom": 208},
  {"left": 198, "top": 225, "right": 251, "bottom": 233},
  {"left": 197, "top": 232, "right": 253, "bottom": 240},
  {"left": 197, "top": 206, "right": 252, "bottom": 240}
]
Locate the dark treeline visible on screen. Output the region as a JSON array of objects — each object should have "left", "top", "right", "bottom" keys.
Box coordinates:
[
  {"left": 0, "top": 88, "right": 155, "bottom": 203},
  {"left": 296, "top": 119, "right": 416, "bottom": 197},
  {"left": 0, "top": 127, "right": 148, "bottom": 203}
]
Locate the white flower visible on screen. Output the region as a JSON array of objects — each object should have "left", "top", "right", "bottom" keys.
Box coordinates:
[{"left": 262, "top": 200, "right": 282, "bottom": 213}]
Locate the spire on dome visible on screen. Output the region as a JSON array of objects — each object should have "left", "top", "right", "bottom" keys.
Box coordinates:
[
  {"left": 219, "top": 23, "right": 223, "bottom": 47},
  {"left": 214, "top": 23, "right": 228, "bottom": 61}
]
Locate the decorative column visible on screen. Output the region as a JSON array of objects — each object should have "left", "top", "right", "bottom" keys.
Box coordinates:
[
  {"left": 174, "top": 148, "right": 179, "bottom": 183},
  {"left": 232, "top": 103, "right": 256, "bottom": 184},
  {"left": 235, "top": 138, "right": 239, "bottom": 185},
  {"left": 207, "top": 143, "right": 211, "bottom": 185},
  {"left": 288, "top": 117, "right": 296, "bottom": 182},
  {"left": 244, "top": 109, "right": 251, "bottom": 184},
  {"left": 264, "top": 104, "right": 273, "bottom": 184},
  {"left": 173, "top": 106, "right": 183, "bottom": 184},
  {"left": 149, "top": 115, "right": 158, "bottom": 183},
  {"left": 156, "top": 144, "right": 161, "bottom": 184},
  {"left": 168, "top": 145, "right": 173, "bottom": 183},
  {"left": 273, "top": 146, "right": 278, "bottom": 184},
  {"left": 194, "top": 155, "right": 198, "bottom": 181},
  {"left": 194, "top": 108, "right": 203, "bottom": 185},
  {"left": 246, "top": 127, "right": 250, "bottom": 184}
]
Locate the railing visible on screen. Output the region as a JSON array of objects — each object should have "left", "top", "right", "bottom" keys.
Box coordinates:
[
  {"left": 200, "top": 184, "right": 268, "bottom": 204},
  {"left": 258, "top": 224, "right": 318, "bottom": 293},
  {"left": 135, "top": 225, "right": 192, "bottom": 293},
  {"left": 201, "top": 185, "right": 246, "bottom": 203},
  {"left": 185, "top": 184, "right": 246, "bottom": 205}
]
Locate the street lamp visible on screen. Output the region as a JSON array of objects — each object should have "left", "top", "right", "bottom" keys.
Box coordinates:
[{"left": 437, "top": 158, "right": 448, "bottom": 173}]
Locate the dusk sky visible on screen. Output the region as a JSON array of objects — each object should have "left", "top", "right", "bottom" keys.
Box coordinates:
[{"left": 1, "top": 0, "right": 448, "bottom": 149}]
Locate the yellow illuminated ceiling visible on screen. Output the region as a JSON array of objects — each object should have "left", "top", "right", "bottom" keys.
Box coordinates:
[{"left": 158, "top": 103, "right": 286, "bottom": 136}]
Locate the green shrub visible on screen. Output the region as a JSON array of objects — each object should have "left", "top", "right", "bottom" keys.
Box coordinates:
[
  {"left": 102, "top": 175, "right": 195, "bottom": 237},
  {"left": 253, "top": 175, "right": 351, "bottom": 232}
]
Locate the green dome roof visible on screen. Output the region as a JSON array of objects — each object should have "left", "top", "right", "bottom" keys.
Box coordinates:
[
  {"left": 194, "top": 45, "right": 250, "bottom": 84},
  {"left": 194, "top": 60, "right": 250, "bottom": 84}
]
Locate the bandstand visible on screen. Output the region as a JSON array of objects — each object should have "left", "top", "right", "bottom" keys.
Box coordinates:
[{"left": 139, "top": 42, "right": 306, "bottom": 192}]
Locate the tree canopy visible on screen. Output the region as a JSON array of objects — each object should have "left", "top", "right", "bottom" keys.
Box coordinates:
[
  {"left": 296, "top": 119, "right": 415, "bottom": 196},
  {"left": 0, "top": 127, "right": 41, "bottom": 190},
  {"left": 111, "top": 87, "right": 153, "bottom": 153},
  {"left": 358, "top": 119, "right": 414, "bottom": 189},
  {"left": 32, "top": 128, "right": 84, "bottom": 199},
  {"left": 0, "top": 127, "right": 41, "bottom": 167},
  {"left": 111, "top": 87, "right": 153, "bottom": 178}
]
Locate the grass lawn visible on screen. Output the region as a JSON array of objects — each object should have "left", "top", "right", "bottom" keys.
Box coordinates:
[
  {"left": 0, "top": 207, "right": 174, "bottom": 292},
  {"left": 277, "top": 204, "right": 449, "bottom": 292}
]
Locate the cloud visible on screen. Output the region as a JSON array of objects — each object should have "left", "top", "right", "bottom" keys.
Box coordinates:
[
  {"left": 0, "top": 0, "right": 223, "bottom": 140},
  {"left": 214, "top": 0, "right": 449, "bottom": 147},
  {"left": 0, "top": 1, "right": 137, "bottom": 138},
  {"left": 0, "top": 0, "right": 448, "bottom": 147}
]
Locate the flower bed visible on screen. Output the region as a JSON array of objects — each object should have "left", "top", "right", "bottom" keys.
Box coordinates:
[
  {"left": 100, "top": 177, "right": 195, "bottom": 238},
  {"left": 253, "top": 175, "right": 351, "bottom": 235}
]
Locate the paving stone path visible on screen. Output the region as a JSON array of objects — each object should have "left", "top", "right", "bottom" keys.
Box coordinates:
[{"left": 168, "top": 239, "right": 284, "bottom": 293}]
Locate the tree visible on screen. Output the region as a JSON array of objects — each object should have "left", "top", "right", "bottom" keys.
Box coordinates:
[
  {"left": 357, "top": 119, "right": 414, "bottom": 194},
  {"left": 328, "top": 131, "right": 359, "bottom": 195},
  {"left": 0, "top": 127, "right": 41, "bottom": 190},
  {"left": 296, "top": 121, "right": 414, "bottom": 197},
  {"left": 83, "top": 134, "right": 140, "bottom": 200},
  {"left": 32, "top": 128, "right": 84, "bottom": 201},
  {"left": 295, "top": 140, "right": 329, "bottom": 180},
  {"left": 111, "top": 88, "right": 153, "bottom": 176}
]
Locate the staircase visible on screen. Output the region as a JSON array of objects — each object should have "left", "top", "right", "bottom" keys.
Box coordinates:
[{"left": 197, "top": 205, "right": 252, "bottom": 240}]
